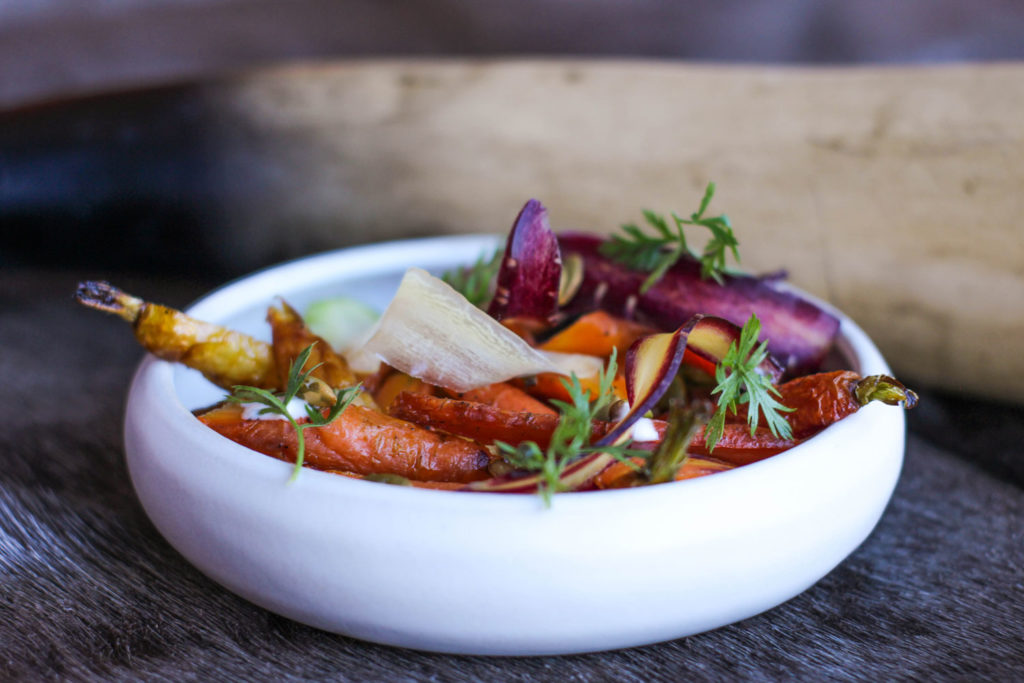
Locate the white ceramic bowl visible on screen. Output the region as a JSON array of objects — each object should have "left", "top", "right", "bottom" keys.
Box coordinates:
[{"left": 124, "top": 235, "right": 905, "bottom": 656}]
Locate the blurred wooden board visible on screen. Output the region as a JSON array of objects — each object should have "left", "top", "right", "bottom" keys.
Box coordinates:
[
  {"left": 209, "top": 60, "right": 1024, "bottom": 402},
  {"left": 3, "top": 60, "right": 1022, "bottom": 402}
]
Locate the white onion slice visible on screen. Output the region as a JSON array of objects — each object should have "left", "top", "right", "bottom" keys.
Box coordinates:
[
  {"left": 359, "top": 268, "right": 599, "bottom": 391},
  {"left": 537, "top": 350, "right": 604, "bottom": 380},
  {"left": 342, "top": 322, "right": 384, "bottom": 374}
]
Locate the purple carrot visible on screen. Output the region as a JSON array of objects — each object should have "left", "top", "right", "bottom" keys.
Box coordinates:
[
  {"left": 487, "top": 199, "right": 563, "bottom": 323},
  {"left": 558, "top": 233, "right": 839, "bottom": 376}
]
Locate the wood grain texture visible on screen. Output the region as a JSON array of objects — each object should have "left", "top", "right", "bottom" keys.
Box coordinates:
[
  {"left": 192, "top": 60, "right": 1023, "bottom": 402},
  {"left": 2, "top": 60, "right": 1019, "bottom": 401}
]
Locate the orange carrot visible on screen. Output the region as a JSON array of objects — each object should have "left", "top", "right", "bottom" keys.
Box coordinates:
[
  {"left": 390, "top": 391, "right": 795, "bottom": 468},
  {"left": 390, "top": 392, "right": 568, "bottom": 448},
  {"left": 267, "top": 300, "right": 360, "bottom": 391},
  {"left": 266, "top": 299, "right": 378, "bottom": 410},
  {"left": 539, "top": 310, "right": 656, "bottom": 358},
  {"left": 450, "top": 382, "right": 557, "bottom": 415},
  {"left": 390, "top": 391, "right": 668, "bottom": 448},
  {"left": 730, "top": 370, "right": 916, "bottom": 439},
  {"left": 198, "top": 403, "right": 491, "bottom": 483},
  {"left": 518, "top": 370, "right": 629, "bottom": 404},
  {"left": 688, "top": 425, "right": 797, "bottom": 465},
  {"left": 674, "top": 455, "right": 735, "bottom": 480},
  {"left": 374, "top": 371, "right": 435, "bottom": 411}
]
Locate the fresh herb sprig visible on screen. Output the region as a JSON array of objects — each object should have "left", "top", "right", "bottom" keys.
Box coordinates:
[
  {"left": 226, "top": 343, "right": 361, "bottom": 481},
  {"left": 600, "top": 182, "right": 740, "bottom": 292},
  {"left": 441, "top": 247, "right": 503, "bottom": 308},
  {"left": 495, "top": 351, "right": 645, "bottom": 506},
  {"left": 705, "top": 314, "right": 793, "bottom": 452}
]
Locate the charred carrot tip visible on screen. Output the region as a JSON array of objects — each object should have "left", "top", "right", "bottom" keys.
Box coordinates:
[
  {"left": 75, "top": 280, "right": 142, "bottom": 321},
  {"left": 75, "top": 280, "right": 119, "bottom": 310}
]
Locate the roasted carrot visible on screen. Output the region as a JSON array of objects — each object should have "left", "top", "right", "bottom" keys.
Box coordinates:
[
  {"left": 267, "top": 300, "right": 377, "bottom": 409},
  {"left": 674, "top": 455, "right": 735, "bottom": 480},
  {"left": 199, "top": 403, "right": 492, "bottom": 483},
  {"left": 593, "top": 454, "right": 735, "bottom": 489},
  {"left": 391, "top": 391, "right": 667, "bottom": 448},
  {"left": 75, "top": 280, "right": 277, "bottom": 389},
  {"left": 356, "top": 362, "right": 392, "bottom": 396},
  {"left": 391, "top": 390, "right": 798, "bottom": 469},
  {"left": 373, "top": 370, "right": 436, "bottom": 411},
  {"left": 591, "top": 458, "right": 645, "bottom": 489},
  {"left": 518, "top": 370, "right": 629, "bottom": 404},
  {"left": 731, "top": 370, "right": 918, "bottom": 439},
  {"left": 450, "top": 382, "right": 557, "bottom": 415},
  {"left": 390, "top": 392, "right": 568, "bottom": 448},
  {"left": 628, "top": 420, "right": 795, "bottom": 467},
  {"left": 688, "top": 425, "right": 797, "bottom": 466},
  {"left": 539, "top": 310, "right": 656, "bottom": 358}
]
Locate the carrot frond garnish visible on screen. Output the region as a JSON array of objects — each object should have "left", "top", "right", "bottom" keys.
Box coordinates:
[
  {"left": 227, "top": 342, "right": 361, "bottom": 481},
  {"left": 706, "top": 314, "right": 793, "bottom": 452}
]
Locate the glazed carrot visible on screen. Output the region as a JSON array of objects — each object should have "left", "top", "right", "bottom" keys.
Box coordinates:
[
  {"left": 618, "top": 421, "right": 795, "bottom": 467},
  {"left": 593, "top": 454, "right": 735, "bottom": 489},
  {"left": 391, "top": 389, "right": 800, "bottom": 469},
  {"left": 75, "top": 280, "right": 277, "bottom": 389},
  {"left": 391, "top": 391, "right": 672, "bottom": 449},
  {"left": 355, "top": 362, "right": 392, "bottom": 396},
  {"left": 688, "top": 425, "right": 797, "bottom": 466},
  {"left": 539, "top": 310, "right": 656, "bottom": 358},
  {"left": 731, "top": 370, "right": 918, "bottom": 439},
  {"left": 198, "top": 403, "right": 491, "bottom": 483},
  {"left": 519, "top": 370, "right": 629, "bottom": 404},
  {"left": 374, "top": 370, "right": 435, "bottom": 411},
  {"left": 675, "top": 455, "right": 735, "bottom": 480},
  {"left": 450, "top": 382, "right": 557, "bottom": 415},
  {"left": 390, "top": 392, "right": 567, "bottom": 448},
  {"left": 267, "top": 300, "right": 377, "bottom": 409}
]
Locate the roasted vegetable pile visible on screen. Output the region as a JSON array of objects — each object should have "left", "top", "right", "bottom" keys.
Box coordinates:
[{"left": 77, "top": 186, "right": 917, "bottom": 502}]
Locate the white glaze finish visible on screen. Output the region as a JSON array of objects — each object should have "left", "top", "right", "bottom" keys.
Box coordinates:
[{"left": 124, "top": 236, "right": 904, "bottom": 655}]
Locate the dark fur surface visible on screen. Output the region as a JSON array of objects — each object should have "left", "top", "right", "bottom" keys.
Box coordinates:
[{"left": 2, "top": 269, "right": 1022, "bottom": 681}]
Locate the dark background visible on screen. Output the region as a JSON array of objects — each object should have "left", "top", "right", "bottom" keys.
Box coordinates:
[
  {"left": 3, "top": 0, "right": 1024, "bottom": 279},
  {"left": 4, "top": 1, "right": 1024, "bottom": 110}
]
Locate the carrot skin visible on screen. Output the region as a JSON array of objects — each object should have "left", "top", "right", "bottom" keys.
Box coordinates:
[
  {"left": 198, "top": 404, "right": 491, "bottom": 483},
  {"left": 374, "top": 371, "right": 435, "bottom": 411},
  {"left": 593, "top": 455, "right": 735, "bottom": 489},
  {"left": 518, "top": 371, "right": 629, "bottom": 404},
  {"left": 688, "top": 425, "right": 797, "bottom": 466},
  {"left": 390, "top": 392, "right": 567, "bottom": 448},
  {"left": 539, "top": 310, "right": 656, "bottom": 358},
  {"left": 450, "top": 382, "right": 557, "bottom": 415},
  {"left": 732, "top": 370, "right": 862, "bottom": 439},
  {"left": 267, "top": 300, "right": 360, "bottom": 391},
  {"left": 390, "top": 392, "right": 794, "bottom": 468}
]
